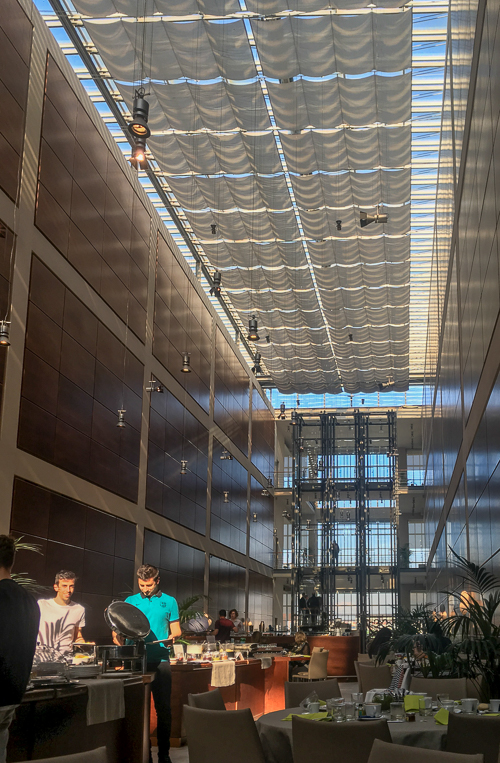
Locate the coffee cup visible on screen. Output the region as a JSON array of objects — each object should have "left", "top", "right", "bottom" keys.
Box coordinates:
[
  {"left": 461, "top": 698, "right": 477, "bottom": 714},
  {"left": 489, "top": 699, "right": 500, "bottom": 712},
  {"left": 308, "top": 702, "right": 320, "bottom": 713},
  {"left": 364, "top": 703, "right": 381, "bottom": 718}
]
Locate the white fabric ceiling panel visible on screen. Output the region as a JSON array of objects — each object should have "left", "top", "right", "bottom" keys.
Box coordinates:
[
  {"left": 73, "top": 0, "right": 411, "bottom": 393},
  {"left": 290, "top": 169, "right": 410, "bottom": 210},
  {"left": 267, "top": 73, "right": 410, "bottom": 132},
  {"left": 251, "top": 12, "right": 411, "bottom": 80}
]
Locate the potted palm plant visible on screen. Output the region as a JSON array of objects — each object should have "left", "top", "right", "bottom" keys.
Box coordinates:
[{"left": 441, "top": 550, "right": 500, "bottom": 701}]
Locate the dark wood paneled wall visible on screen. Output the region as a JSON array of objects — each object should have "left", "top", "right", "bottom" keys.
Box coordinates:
[
  {"left": 36, "top": 57, "right": 149, "bottom": 341},
  {"left": 10, "top": 478, "right": 136, "bottom": 642},
  {"left": 144, "top": 528, "right": 205, "bottom": 605},
  {"left": 19, "top": 256, "right": 143, "bottom": 502},
  {"left": 0, "top": 0, "right": 31, "bottom": 201},
  {"left": 209, "top": 554, "right": 246, "bottom": 620},
  {"left": 214, "top": 327, "right": 250, "bottom": 456},
  {"left": 211, "top": 438, "right": 248, "bottom": 555}
]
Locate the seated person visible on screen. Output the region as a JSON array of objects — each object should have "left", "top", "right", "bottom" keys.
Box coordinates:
[{"left": 288, "top": 631, "right": 310, "bottom": 678}]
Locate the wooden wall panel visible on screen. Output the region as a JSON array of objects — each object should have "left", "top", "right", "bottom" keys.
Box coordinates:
[
  {"left": 10, "top": 478, "right": 136, "bottom": 642},
  {"left": 18, "top": 256, "right": 143, "bottom": 502},
  {"left": 211, "top": 438, "right": 247, "bottom": 555},
  {"left": 36, "top": 56, "right": 150, "bottom": 342}
]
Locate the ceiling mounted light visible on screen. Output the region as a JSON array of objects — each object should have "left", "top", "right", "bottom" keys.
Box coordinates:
[
  {"left": 180, "top": 459, "right": 188, "bottom": 475},
  {"left": 146, "top": 378, "right": 164, "bottom": 393},
  {"left": 210, "top": 271, "right": 222, "bottom": 296},
  {"left": 128, "top": 92, "right": 151, "bottom": 140},
  {"left": 360, "top": 210, "right": 388, "bottom": 227},
  {"left": 336, "top": 220, "right": 342, "bottom": 231},
  {"left": 181, "top": 352, "right": 191, "bottom": 373},
  {"left": 117, "top": 409, "right": 126, "bottom": 428},
  {"left": 251, "top": 352, "right": 263, "bottom": 375},
  {"left": 247, "top": 315, "right": 259, "bottom": 341},
  {"left": 130, "top": 136, "right": 147, "bottom": 168},
  {"left": 0, "top": 320, "right": 11, "bottom": 346}
]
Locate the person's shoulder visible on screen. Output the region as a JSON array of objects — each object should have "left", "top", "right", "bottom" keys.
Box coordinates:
[
  {"left": 124, "top": 593, "right": 141, "bottom": 604},
  {"left": 69, "top": 600, "right": 85, "bottom": 613},
  {"left": 159, "top": 591, "right": 177, "bottom": 604}
]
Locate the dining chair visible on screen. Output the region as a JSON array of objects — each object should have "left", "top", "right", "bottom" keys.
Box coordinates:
[
  {"left": 284, "top": 678, "right": 341, "bottom": 707},
  {"left": 368, "top": 739, "right": 483, "bottom": 763},
  {"left": 292, "top": 715, "right": 392, "bottom": 763},
  {"left": 187, "top": 688, "right": 226, "bottom": 710},
  {"left": 446, "top": 712, "right": 500, "bottom": 763},
  {"left": 183, "top": 706, "right": 266, "bottom": 763},
  {"left": 409, "top": 676, "right": 468, "bottom": 700},
  {"left": 354, "top": 661, "right": 392, "bottom": 694},
  {"left": 292, "top": 649, "right": 329, "bottom": 681},
  {"left": 358, "top": 653, "right": 375, "bottom": 663},
  {"left": 17, "top": 749, "right": 108, "bottom": 763}
]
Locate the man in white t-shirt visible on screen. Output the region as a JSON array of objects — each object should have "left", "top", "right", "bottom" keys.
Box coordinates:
[{"left": 37, "top": 570, "right": 87, "bottom": 656}]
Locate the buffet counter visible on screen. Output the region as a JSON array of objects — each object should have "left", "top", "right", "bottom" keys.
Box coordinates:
[
  {"left": 7, "top": 675, "right": 152, "bottom": 763},
  {"left": 257, "top": 634, "right": 359, "bottom": 677}
]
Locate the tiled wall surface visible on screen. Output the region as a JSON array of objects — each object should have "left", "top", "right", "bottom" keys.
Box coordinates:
[
  {"left": 10, "top": 478, "right": 136, "bottom": 642},
  {"left": 2, "top": 0, "right": 275, "bottom": 634},
  {"left": 0, "top": 0, "right": 31, "bottom": 202},
  {"left": 424, "top": 0, "right": 500, "bottom": 592},
  {"left": 19, "top": 256, "right": 143, "bottom": 502}
]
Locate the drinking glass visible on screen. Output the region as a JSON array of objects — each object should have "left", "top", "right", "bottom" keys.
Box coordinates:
[
  {"left": 344, "top": 702, "right": 356, "bottom": 721},
  {"left": 441, "top": 700, "right": 455, "bottom": 713},
  {"left": 419, "top": 697, "right": 433, "bottom": 717},
  {"left": 390, "top": 702, "right": 405, "bottom": 721},
  {"left": 331, "top": 698, "right": 346, "bottom": 722},
  {"left": 351, "top": 692, "right": 364, "bottom": 704},
  {"left": 437, "top": 693, "right": 449, "bottom": 706}
]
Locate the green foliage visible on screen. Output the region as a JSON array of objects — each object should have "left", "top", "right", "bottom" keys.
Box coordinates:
[
  {"left": 398, "top": 544, "right": 413, "bottom": 568},
  {"left": 11, "top": 536, "right": 47, "bottom": 595},
  {"left": 441, "top": 549, "right": 500, "bottom": 701},
  {"left": 178, "top": 594, "right": 205, "bottom": 624}
]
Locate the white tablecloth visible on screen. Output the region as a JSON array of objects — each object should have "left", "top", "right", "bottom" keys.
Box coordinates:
[{"left": 256, "top": 708, "right": 447, "bottom": 763}]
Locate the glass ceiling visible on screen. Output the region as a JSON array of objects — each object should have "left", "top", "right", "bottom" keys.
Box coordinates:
[{"left": 35, "top": 0, "right": 448, "bottom": 394}]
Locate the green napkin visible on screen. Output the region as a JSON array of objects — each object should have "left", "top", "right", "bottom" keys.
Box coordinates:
[
  {"left": 434, "top": 708, "right": 449, "bottom": 725},
  {"left": 484, "top": 713, "right": 500, "bottom": 716},
  {"left": 282, "top": 712, "right": 327, "bottom": 722},
  {"left": 404, "top": 695, "right": 424, "bottom": 712},
  {"left": 319, "top": 699, "right": 326, "bottom": 706}
]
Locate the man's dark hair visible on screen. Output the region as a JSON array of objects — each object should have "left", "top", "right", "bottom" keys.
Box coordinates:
[
  {"left": 137, "top": 564, "right": 160, "bottom": 581},
  {"left": 219, "top": 609, "right": 227, "bottom": 617},
  {"left": 0, "top": 535, "right": 15, "bottom": 570},
  {"left": 55, "top": 570, "right": 77, "bottom": 584}
]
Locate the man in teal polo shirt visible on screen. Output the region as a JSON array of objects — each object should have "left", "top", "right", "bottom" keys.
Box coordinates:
[{"left": 112, "top": 564, "right": 181, "bottom": 763}]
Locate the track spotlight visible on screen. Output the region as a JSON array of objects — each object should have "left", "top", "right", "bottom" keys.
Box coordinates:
[
  {"left": 278, "top": 403, "right": 286, "bottom": 420},
  {"left": 128, "top": 92, "right": 151, "bottom": 140},
  {"left": 0, "top": 320, "right": 11, "bottom": 346},
  {"left": 291, "top": 410, "right": 298, "bottom": 425},
  {"left": 251, "top": 352, "right": 263, "bottom": 375},
  {"left": 117, "top": 409, "right": 126, "bottom": 428},
  {"left": 210, "top": 271, "right": 222, "bottom": 296},
  {"left": 336, "top": 220, "right": 342, "bottom": 231},
  {"left": 180, "top": 459, "right": 188, "bottom": 475},
  {"left": 247, "top": 315, "right": 259, "bottom": 341},
  {"left": 223, "top": 490, "right": 229, "bottom": 503},
  {"left": 181, "top": 352, "right": 191, "bottom": 373},
  {"left": 130, "top": 136, "right": 147, "bottom": 168},
  {"left": 146, "top": 378, "right": 164, "bottom": 393},
  {"left": 360, "top": 210, "right": 388, "bottom": 227}
]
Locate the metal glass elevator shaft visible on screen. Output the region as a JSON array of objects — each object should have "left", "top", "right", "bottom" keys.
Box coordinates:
[{"left": 289, "top": 411, "right": 399, "bottom": 651}]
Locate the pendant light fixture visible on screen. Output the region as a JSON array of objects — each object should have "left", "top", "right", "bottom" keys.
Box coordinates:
[
  {"left": 180, "top": 459, "right": 188, "bottom": 475},
  {"left": 117, "top": 409, "right": 126, "bottom": 428},
  {"left": 181, "top": 352, "right": 191, "bottom": 373},
  {"left": 129, "top": 89, "right": 150, "bottom": 169},
  {"left": 251, "top": 352, "right": 263, "bottom": 375},
  {"left": 0, "top": 320, "right": 11, "bottom": 346},
  {"left": 223, "top": 490, "right": 229, "bottom": 503},
  {"left": 209, "top": 223, "right": 222, "bottom": 296},
  {"left": 247, "top": 315, "right": 259, "bottom": 341}
]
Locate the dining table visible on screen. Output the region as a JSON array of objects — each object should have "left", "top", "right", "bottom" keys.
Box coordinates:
[{"left": 256, "top": 708, "right": 448, "bottom": 763}]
